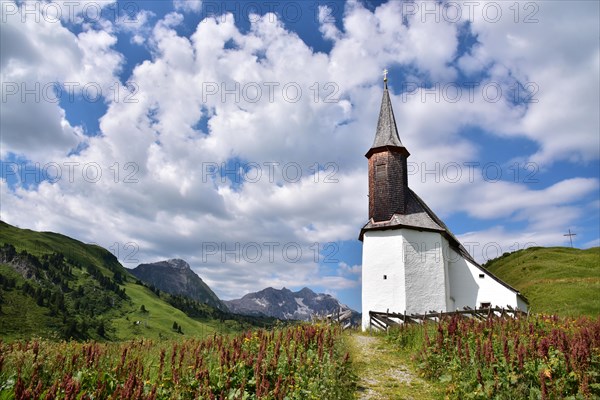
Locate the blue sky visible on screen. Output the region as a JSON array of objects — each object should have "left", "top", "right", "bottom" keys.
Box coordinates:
[{"left": 1, "top": 0, "right": 599, "bottom": 311}]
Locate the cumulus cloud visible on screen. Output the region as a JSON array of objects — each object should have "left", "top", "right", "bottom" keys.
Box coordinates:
[
  {"left": 116, "top": 9, "right": 155, "bottom": 44},
  {"left": 338, "top": 261, "right": 361, "bottom": 275},
  {"left": 0, "top": 0, "right": 123, "bottom": 161},
  {"left": 173, "top": 0, "right": 202, "bottom": 14},
  {"left": 1, "top": 1, "right": 598, "bottom": 302},
  {"left": 457, "top": 226, "right": 558, "bottom": 265},
  {"left": 457, "top": 0, "right": 600, "bottom": 164}
]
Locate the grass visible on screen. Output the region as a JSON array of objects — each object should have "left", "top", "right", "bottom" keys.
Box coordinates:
[
  {"left": 484, "top": 246, "right": 600, "bottom": 317},
  {"left": 0, "top": 221, "right": 122, "bottom": 278},
  {"left": 0, "top": 264, "right": 66, "bottom": 339},
  {"left": 0, "top": 267, "right": 59, "bottom": 338},
  {"left": 108, "top": 282, "right": 237, "bottom": 341}
]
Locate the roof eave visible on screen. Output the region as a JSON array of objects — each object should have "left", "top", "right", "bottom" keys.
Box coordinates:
[
  {"left": 365, "top": 145, "right": 410, "bottom": 159},
  {"left": 359, "top": 220, "right": 444, "bottom": 241}
]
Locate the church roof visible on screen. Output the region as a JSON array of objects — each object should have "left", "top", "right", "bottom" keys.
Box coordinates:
[
  {"left": 360, "top": 189, "right": 444, "bottom": 235},
  {"left": 367, "top": 82, "right": 410, "bottom": 157},
  {"left": 359, "top": 189, "right": 528, "bottom": 302},
  {"left": 359, "top": 188, "right": 444, "bottom": 239}
]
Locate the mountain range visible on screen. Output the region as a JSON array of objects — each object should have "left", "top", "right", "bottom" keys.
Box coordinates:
[
  {"left": 225, "top": 286, "right": 360, "bottom": 323},
  {"left": 0, "top": 218, "right": 360, "bottom": 341},
  {"left": 129, "top": 261, "right": 361, "bottom": 323}
]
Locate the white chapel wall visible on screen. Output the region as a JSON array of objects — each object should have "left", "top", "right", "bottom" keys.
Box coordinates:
[
  {"left": 362, "top": 228, "right": 450, "bottom": 330},
  {"left": 447, "top": 248, "right": 525, "bottom": 311},
  {"left": 363, "top": 229, "right": 527, "bottom": 330},
  {"left": 401, "top": 229, "right": 448, "bottom": 315},
  {"left": 361, "top": 230, "right": 406, "bottom": 330}
]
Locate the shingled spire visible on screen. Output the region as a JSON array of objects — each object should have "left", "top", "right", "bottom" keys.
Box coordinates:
[
  {"left": 366, "top": 75, "right": 409, "bottom": 157},
  {"left": 366, "top": 73, "right": 410, "bottom": 222}
]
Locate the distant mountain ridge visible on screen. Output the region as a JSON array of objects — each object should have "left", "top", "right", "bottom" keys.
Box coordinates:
[
  {"left": 225, "top": 286, "right": 360, "bottom": 323},
  {"left": 0, "top": 220, "right": 231, "bottom": 341},
  {"left": 130, "top": 259, "right": 228, "bottom": 312}
]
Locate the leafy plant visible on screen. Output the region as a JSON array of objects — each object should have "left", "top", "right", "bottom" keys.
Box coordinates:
[
  {"left": 0, "top": 324, "right": 355, "bottom": 399},
  {"left": 387, "top": 314, "right": 600, "bottom": 399}
]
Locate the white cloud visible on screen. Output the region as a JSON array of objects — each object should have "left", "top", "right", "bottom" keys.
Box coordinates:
[
  {"left": 338, "top": 261, "right": 361, "bottom": 275},
  {"left": 1, "top": 1, "right": 598, "bottom": 301},
  {"left": 0, "top": 1, "right": 123, "bottom": 161},
  {"left": 116, "top": 9, "right": 155, "bottom": 44},
  {"left": 173, "top": 0, "right": 202, "bottom": 14},
  {"left": 457, "top": 226, "right": 559, "bottom": 264},
  {"left": 317, "top": 5, "right": 340, "bottom": 41},
  {"left": 457, "top": 0, "right": 600, "bottom": 164}
]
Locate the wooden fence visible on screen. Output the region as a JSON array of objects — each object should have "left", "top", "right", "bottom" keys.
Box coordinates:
[
  {"left": 312, "top": 308, "right": 355, "bottom": 330},
  {"left": 369, "top": 306, "right": 527, "bottom": 330}
]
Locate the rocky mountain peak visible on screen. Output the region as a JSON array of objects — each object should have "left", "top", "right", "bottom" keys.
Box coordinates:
[
  {"left": 224, "top": 286, "right": 360, "bottom": 324},
  {"left": 164, "top": 259, "right": 190, "bottom": 270},
  {"left": 297, "top": 287, "right": 316, "bottom": 296},
  {"left": 130, "top": 259, "right": 227, "bottom": 312}
]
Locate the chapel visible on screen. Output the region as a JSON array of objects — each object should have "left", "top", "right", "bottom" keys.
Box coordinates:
[{"left": 360, "top": 75, "right": 528, "bottom": 330}]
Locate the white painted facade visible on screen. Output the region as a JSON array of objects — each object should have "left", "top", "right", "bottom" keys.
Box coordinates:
[
  {"left": 446, "top": 247, "right": 526, "bottom": 312},
  {"left": 361, "top": 228, "right": 527, "bottom": 331}
]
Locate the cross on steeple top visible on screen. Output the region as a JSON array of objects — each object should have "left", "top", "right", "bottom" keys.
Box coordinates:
[{"left": 367, "top": 71, "right": 407, "bottom": 155}]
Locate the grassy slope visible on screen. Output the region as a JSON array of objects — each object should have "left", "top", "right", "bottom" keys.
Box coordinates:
[
  {"left": 0, "top": 264, "right": 60, "bottom": 338},
  {"left": 484, "top": 246, "right": 600, "bottom": 317},
  {"left": 109, "top": 282, "right": 237, "bottom": 340},
  {"left": 0, "top": 221, "right": 122, "bottom": 278},
  {"left": 0, "top": 221, "right": 234, "bottom": 341}
]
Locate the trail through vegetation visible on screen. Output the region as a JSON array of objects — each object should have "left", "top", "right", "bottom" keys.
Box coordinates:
[{"left": 348, "top": 332, "right": 441, "bottom": 400}]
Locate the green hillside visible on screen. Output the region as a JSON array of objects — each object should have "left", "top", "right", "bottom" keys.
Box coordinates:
[
  {"left": 0, "top": 221, "right": 259, "bottom": 341},
  {"left": 484, "top": 246, "right": 600, "bottom": 317}
]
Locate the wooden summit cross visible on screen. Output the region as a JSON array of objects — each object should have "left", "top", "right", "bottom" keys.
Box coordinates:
[{"left": 564, "top": 229, "right": 576, "bottom": 248}]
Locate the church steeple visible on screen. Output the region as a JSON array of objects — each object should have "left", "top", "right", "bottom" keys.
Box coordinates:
[
  {"left": 366, "top": 73, "right": 410, "bottom": 158},
  {"left": 366, "top": 73, "right": 410, "bottom": 222}
]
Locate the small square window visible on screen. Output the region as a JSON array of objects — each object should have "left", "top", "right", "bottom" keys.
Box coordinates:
[
  {"left": 478, "top": 274, "right": 485, "bottom": 279},
  {"left": 480, "top": 302, "right": 491, "bottom": 309},
  {"left": 383, "top": 275, "right": 387, "bottom": 280}
]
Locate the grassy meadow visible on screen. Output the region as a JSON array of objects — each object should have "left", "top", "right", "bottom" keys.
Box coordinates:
[
  {"left": 485, "top": 247, "right": 600, "bottom": 317},
  {"left": 385, "top": 314, "right": 600, "bottom": 399},
  {"left": 0, "top": 325, "right": 354, "bottom": 399}
]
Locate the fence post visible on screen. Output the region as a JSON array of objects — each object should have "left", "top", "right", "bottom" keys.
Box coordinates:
[{"left": 386, "top": 308, "right": 389, "bottom": 334}]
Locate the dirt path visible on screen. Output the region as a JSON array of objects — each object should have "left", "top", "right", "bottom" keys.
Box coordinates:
[{"left": 348, "top": 333, "right": 440, "bottom": 400}]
